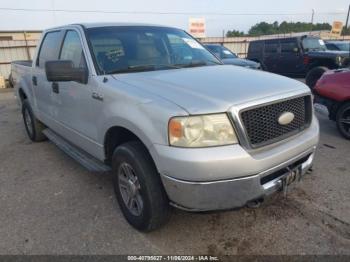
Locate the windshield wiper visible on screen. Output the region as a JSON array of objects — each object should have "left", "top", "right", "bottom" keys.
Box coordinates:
[
  {"left": 106, "top": 64, "right": 181, "bottom": 74},
  {"left": 177, "top": 61, "right": 207, "bottom": 68},
  {"left": 175, "top": 60, "right": 222, "bottom": 68}
]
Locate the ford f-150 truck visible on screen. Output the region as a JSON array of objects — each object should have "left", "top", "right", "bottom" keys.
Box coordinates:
[{"left": 11, "top": 23, "right": 319, "bottom": 231}]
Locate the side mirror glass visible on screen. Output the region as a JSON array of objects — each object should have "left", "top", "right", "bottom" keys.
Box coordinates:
[{"left": 45, "top": 60, "right": 88, "bottom": 84}]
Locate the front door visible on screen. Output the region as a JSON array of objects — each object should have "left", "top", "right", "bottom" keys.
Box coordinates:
[
  {"left": 52, "top": 29, "right": 103, "bottom": 158},
  {"left": 278, "top": 39, "right": 303, "bottom": 75}
]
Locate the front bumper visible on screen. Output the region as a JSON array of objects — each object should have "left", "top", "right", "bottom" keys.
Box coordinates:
[
  {"left": 152, "top": 119, "right": 319, "bottom": 211},
  {"left": 161, "top": 148, "right": 315, "bottom": 211}
]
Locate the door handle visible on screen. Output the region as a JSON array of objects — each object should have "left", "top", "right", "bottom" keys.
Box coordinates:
[
  {"left": 52, "top": 82, "right": 59, "bottom": 94},
  {"left": 32, "top": 76, "right": 37, "bottom": 86}
]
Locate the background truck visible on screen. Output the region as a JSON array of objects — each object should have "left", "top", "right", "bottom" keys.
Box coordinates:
[
  {"left": 204, "top": 44, "right": 261, "bottom": 69},
  {"left": 247, "top": 35, "right": 350, "bottom": 88},
  {"left": 11, "top": 23, "right": 319, "bottom": 231}
]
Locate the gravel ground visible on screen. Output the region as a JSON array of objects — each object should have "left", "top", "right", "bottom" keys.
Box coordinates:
[{"left": 0, "top": 89, "right": 349, "bottom": 255}]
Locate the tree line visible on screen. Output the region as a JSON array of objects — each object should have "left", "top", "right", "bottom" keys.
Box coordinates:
[{"left": 226, "top": 21, "right": 349, "bottom": 37}]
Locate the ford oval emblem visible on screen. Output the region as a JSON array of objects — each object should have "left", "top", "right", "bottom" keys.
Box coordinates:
[{"left": 278, "top": 112, "right": 295, "bottom": 125}]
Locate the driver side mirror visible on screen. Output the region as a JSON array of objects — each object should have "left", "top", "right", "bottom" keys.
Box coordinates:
[{"left": 45, "top": 60, "right": 88, "bottom": 84}]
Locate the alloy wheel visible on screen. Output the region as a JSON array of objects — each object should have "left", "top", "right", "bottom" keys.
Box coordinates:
[{"left": 118, "top": 162, "right": 144, "bottom": 216}]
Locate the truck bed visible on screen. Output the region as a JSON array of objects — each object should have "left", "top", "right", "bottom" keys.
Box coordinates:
[
  {"left": 11, "top": 60, "right": 33, "bottom": 99},
  {"left": 11, "top": 60, "right": 32, "bottom": 67}
]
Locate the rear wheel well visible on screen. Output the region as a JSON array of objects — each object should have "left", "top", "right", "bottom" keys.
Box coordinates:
[
  {"left": 18, "top": 88, "right": 27, "bottom": 102},
  {"left": 104, "top": 126, "right": 148, "bottom": 164}
]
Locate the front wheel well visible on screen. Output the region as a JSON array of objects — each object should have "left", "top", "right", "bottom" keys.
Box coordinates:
[
  {"left": 104, "top": 126, "right": 149, "bottom": 165},
  {"left": 329, "top": 100, "right": 350, "bottom": 121}
]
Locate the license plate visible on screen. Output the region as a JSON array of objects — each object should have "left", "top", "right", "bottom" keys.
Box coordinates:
[{"left": 282, "top": 166, "right": 302, "bottom": 196}]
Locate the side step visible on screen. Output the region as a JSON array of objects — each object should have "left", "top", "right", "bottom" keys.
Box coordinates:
[{"left": 43, "top": 129, "right": 111, "bottom": 173}]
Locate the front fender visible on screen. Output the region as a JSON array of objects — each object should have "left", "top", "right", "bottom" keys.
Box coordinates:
[{"left": 99, "top": 97, "right": 188, "bottom": 161}]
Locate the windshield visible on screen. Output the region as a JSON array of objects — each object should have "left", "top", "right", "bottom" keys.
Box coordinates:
[
  {"left": 86, "top": 26, "right": 221, "bottom": 74},
  {"left": 302, "top": 37, "right": 327, "bottom": 51},
  {"left": 206, "top": 45, "right": 238, "bottom": 59}
]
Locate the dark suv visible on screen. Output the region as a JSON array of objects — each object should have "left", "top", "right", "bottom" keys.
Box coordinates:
[{"left": 247, "top": 36, "right": 350, "bottom": 88}]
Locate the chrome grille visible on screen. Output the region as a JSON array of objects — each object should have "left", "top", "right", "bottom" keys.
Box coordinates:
[{"left": 240, "top": 96, "right": 312, "bottom": 148}]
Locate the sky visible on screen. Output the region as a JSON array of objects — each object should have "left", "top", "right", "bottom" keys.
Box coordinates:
[{"left": 0, "top": 0, "right": 349, "bottom": 36}]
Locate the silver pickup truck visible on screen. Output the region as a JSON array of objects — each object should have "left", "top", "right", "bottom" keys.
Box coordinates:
[{"left": 11, "top": 23, "right": 319, "bottom": 231}]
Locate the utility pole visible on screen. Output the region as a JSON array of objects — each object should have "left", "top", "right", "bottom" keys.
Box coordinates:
[
  {"left": 345, "top": 4, "right": 350, "bottom": 37},
  {"left": 310, "top": 9, "right": 315, "bottom": 35},
  {"left": 51, "top": 0, "right": 56, "bottom": 26}
]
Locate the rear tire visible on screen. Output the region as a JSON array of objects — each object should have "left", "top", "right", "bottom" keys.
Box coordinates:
[
  {"left": 22, "top": 100, "right": 47, "bottom": 142},
  {"left": 112, "top": 141, "right": 170, "bottom": 232},
  {"left": 336, "top": 102, "right": 350, "bottom": 140},
  {"left": 305, "top": 66, "right": 328, "bottom": 90}
]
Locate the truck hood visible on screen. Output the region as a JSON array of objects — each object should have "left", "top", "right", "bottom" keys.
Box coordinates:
[
  {"left": 308, "top": 50, "right": 350, "bottom": 58},
  {"left": 112, "top": 65, "right": 309, "bottom": 114}
]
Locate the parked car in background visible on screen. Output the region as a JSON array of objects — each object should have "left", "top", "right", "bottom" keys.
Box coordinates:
[
  {"left": 204, "top": 44, "right": 261, "bottom": 69},
  {"left": 325, "top": 41, "right": 350, "bottom": 52},
  {"left": 12, "top": 23, "right": 319, "bottom": 231},
  {"left": 247, "top": 36, "right": 350, "bottom": 88},
  {"left": 314, "top": 68, "right": 350, "bottom": 139}
]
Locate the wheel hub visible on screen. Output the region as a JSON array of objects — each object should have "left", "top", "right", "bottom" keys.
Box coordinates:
[{"left": 118, "top": 163, "right": 143, "bottom": 216}]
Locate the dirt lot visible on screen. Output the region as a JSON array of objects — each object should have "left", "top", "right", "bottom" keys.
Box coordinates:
[{"left": 0, "top": 89, "right": 349, "bottom": 255}]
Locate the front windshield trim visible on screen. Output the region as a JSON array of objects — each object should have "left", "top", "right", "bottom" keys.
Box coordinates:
[{"left": 85, "top": 26, "right": 222, "bottom": 75}]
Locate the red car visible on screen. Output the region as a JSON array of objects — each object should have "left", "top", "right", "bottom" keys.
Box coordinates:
[{"left": 314, "top": 68, "right": 350, "bottom": 139}]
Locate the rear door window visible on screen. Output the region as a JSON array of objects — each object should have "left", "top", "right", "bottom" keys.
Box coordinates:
[
  {"left": 265, "top": 41, "right": 279, "bottom": 53},
  {"left": 36, "top": 31, "right": 63, "bottom": 68}
]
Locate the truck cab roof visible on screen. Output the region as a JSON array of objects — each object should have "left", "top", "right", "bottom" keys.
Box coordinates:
[{"left": 46, "top": 22, "right": 176, "bottom": 31}]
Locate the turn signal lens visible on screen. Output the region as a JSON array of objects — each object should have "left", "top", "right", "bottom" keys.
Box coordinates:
[{"left": 169, "top": 119, "right": 183, "bottom": 138}]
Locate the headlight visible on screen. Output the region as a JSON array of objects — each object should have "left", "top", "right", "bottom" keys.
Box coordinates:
[{"left": 168, "top": 114, "right": 238, "bottom": 147}]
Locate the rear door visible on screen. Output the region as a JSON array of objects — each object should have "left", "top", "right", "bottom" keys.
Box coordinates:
[
  {"left": 32, "top": 30, "right": 64, "bottom": 123},
  {"left": 52, "top": 29, "right": 102, "bottom": 155},
  {"left": 278, "top": 38, "right": 303, "bottom": 75},
  {"left": 263, "top": 40, "right": 280, "bottom": 72}
]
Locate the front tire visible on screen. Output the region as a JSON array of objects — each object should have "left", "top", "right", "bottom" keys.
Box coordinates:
[
  {"left": 22, "top": 100, "right": 47, "bottom": 142},
  {"left": 305, "top": 66, "right": 328, "bottom": 90},
  {"left": 336, "top": 102, "right": 350, "bottom": 140},
  {"left": 112, "top": 141, "right": 170, "bottom": 232}
]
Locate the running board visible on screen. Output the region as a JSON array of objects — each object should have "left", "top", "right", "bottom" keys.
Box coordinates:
[{"left": 43, "top": 129, "right": 111, "bottom": 173}]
